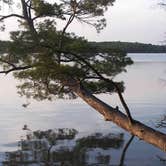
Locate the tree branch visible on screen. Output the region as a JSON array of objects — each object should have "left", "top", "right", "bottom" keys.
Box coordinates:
[
  {"left": 21, "top": 0, "right": 39, "bottom": 41},
  {"left": 0, "top": 65, "right": 32, "bottom": 75},
  {"left": 58, "top": 50, "right": 134, "bottom": 123},
  {"left": 0, "top": 58, "right": 16, "bottom": 68},
  {"left": 0, "top": 14, "right": 25, "bottom": 22},
  {"left": 57, "top": 0, "right": 78, "bottom": 64}
]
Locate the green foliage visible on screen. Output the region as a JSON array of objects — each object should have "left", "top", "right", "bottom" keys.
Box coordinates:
[
  {"left": 75, "top": 0, "right": 114, "bottom": 16},
  {"left": 92, "top": 51, "right": 133, "bottom": 77},
  {"left": 10, "top": 30, "right": 132, "bottom": 100},
  {"left": 32, "top": 0, "right": 65, "bottom": 19},
  {"left": 0, "top": 40, "right": 10, "bottom": 53},
  {"left": 0, "top": 0, "right": 133, "bottom": 101},
  {"left": 83, "top": 81, "right": 124, "bottom": 94}
]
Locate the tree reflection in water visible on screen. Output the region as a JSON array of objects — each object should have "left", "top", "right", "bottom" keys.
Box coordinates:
[
  {"left": 3, "top": 127, "right": 134, "bottom": 166},
  {"left": 157, "top": 115, "right": 166, "bottom": 128}
]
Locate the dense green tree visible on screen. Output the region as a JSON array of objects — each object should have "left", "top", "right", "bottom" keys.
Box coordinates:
[
  {"left": 0, "top": 0, "right": 166, "bottom": 152},
  {"left": 0, "top": 0, "right": 132, "bottom": 110}
]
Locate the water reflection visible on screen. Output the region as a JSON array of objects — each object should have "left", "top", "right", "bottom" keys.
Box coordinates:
[
  {"left": 1, "top": 54, "right": 166, "bottom": 165},
  {"left": 2, "top": 128, "right": 134, "bottom": 166},
  {"left": 157, "top": 115, "right": 166, "bottom": 128},
  {"left": 119, "top": 135, "right": 134, "bottom": 166}
]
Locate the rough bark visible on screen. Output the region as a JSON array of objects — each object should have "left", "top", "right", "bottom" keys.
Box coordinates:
[{"left": 65, "top": 80, "right": 166, "bottom": 152}]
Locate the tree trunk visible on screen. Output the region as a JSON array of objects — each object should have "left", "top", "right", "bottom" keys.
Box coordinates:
[{"left": 66, "top": 80, "right": 166, "bottom": 152}]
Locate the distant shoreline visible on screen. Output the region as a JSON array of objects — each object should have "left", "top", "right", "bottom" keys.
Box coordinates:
[
  {"left": 0, "top": 40, "right": 166, "bottom": 54},
  {"left": 90, "top": 41, "right": 166, "bottom": 53}
]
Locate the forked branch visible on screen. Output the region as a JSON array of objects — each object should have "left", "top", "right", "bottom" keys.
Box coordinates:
[{"left": 57, "top": 50, "right": 134, "bottom": 123}]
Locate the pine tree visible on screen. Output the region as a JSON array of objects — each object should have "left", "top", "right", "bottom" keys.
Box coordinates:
[{"left": 0, "top": 0, "right": 165, "bottom": 152}]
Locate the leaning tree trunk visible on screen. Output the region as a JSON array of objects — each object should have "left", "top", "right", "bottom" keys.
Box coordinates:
[{"left": 65, "top": 80, "right": 166, "bottom": 152}]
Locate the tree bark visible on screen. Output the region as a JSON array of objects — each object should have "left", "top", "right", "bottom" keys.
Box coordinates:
[{"left": 66, "top": 80, "right": 166, "bottom": 152}]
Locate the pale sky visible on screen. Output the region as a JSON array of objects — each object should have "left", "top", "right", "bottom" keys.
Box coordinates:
[{"left": 0, "top": 0, "right": 165, "bottom": 45}]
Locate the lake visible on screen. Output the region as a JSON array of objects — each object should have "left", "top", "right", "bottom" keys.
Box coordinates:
[{"left": 0, "top": 53, "right": 166, "bottom": 165}]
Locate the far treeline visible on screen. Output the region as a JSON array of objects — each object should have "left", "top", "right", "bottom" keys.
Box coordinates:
[
  {"left": 0, "top": 40, "right": 166, "bottom": 53},
  {"left": 90, "top": 41, "right": 166, "bottom": 53}
]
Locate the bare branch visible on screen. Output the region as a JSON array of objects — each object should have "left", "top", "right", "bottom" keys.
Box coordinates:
[
  {"left": 84, "top": 76, "right": 101, "bottom": 80},
  {"left": 0, "top": 58, "right": 16, "bottom": 68},
  {"left": 32, "top": 15, "right": 42, "bottom": 21},
  {"left": 0, "top": 14, "right": 25, "bottom": 22},
  {"left": 20, "top": 0, "right": 39, "bottom": 40},
  {"left": 0, "top": 65, "right": 32, "bottom": 75}
]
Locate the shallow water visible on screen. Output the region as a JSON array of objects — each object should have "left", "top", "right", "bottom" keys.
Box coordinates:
[{"left": 0, "top": 53, "right": 166, "bottom": 165}]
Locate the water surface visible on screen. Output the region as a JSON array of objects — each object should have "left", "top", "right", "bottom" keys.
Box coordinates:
[{"left": 0, "top": 53, "right": 166, "bottom": 165}]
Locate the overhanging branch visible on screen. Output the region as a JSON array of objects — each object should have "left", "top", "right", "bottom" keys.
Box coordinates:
[
  {"left": 0, "top": 65, "right": 32, "bottom": 75},
  {"left": 0, "top": 14, "right": 25, "bottom": 22},
  {"left": 57, "top": 50, "right": 134, "bottom": 123},
  {"left": 0, "top": 58, "right": 33, "bottom": 74},
  {"left": 0, "top": 58, "right": 16, "bottom": 68}
]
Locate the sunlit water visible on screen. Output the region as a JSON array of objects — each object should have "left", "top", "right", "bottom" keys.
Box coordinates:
[{"left": 0, "top": 53, "right": 166, "bottom": 165}]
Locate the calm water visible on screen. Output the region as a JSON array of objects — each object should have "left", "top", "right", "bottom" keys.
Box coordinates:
[{"left": 0, "top": 53, "right": 166, "bottom": 165}]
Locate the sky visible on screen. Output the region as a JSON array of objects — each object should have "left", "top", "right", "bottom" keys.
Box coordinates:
[{"left": 0, "top": 0, "right": 166, "bottom": 45}]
